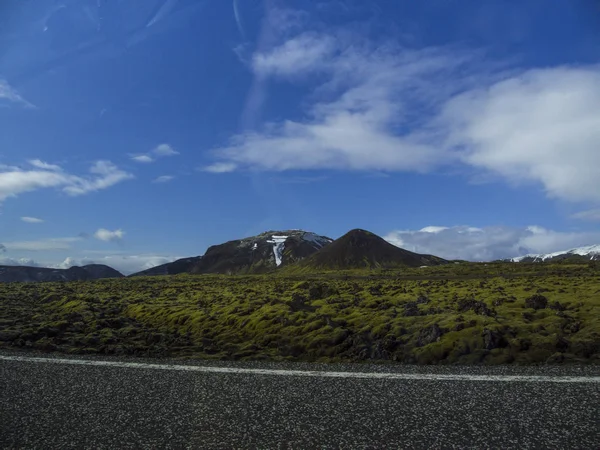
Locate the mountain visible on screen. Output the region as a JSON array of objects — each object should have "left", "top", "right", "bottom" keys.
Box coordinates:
[
  {"left": 130, "top": 230, "right": 333, "bottom": 276},
  {"left": 508, "top": 245, "right": 600, "bottom": 263},
  {"left": 129, "top": 257, "right": 201, "bottom": 277},
  {"left": 295, "top": 229, "right": 448, "bottom": 270},
  {"left": 0, "top": 264, "right": 123, "bottom": 283}
]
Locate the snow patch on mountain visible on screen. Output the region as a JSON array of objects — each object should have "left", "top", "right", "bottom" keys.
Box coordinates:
[
  {"left": 511, "top": 244, "right": 600, "bottom": 262},
  {"left": 302, "top": 232, "right": 333, "bottom": 249},
  {"left": 267, "top": 235, "right": 288, "bottom": 266}
]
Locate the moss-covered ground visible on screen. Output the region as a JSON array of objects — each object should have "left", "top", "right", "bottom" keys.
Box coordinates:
[{"left": 1, "top": 262, "right": 599, "bottom": 364}]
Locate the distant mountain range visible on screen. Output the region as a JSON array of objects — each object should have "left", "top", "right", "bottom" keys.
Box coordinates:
[
  {"left": 4, "top": 229, "right": 598, "bottom": 282},
  {"left": 0, "top": 264, "right": 123, "bottom": 283},
  {"left": 507, "top": 245, "right": 600, "bottom": 263}
]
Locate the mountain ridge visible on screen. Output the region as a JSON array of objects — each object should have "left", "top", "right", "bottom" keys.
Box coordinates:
[
  {"left": 130, "top": 230, "right": 334, "bottom": 276},
  {"left": 0, "top": 264, "right": 123, "bottom": 283},
  {"left": 508, "top": 244, "right": 600, "bottom": 263}
]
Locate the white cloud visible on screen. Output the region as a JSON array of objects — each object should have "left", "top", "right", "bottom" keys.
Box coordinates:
[
  {"left": 53, "top": 254, "right": 181, "bottom": 275},
  {"left": 384, "top": 225, "right": 600, "bottom": 261},
  {"left": 0, "top": 254, "right": 180, "bottom": 275},
  {"left": 131, "top": 143, "right": 179, "bottom": 163},
  {"left": 21, "top": 216, "right": 44, "bottom": 223},
  {"left": 212, "top": 18, "right": 600, "bottom": 204},
  {"left": 0, "top": 257, "right": 40, "bottom": 267},
  {"left": 440, "top": 66, "right": 600, "bottom": 203},
  {"left": 0, "top": 160, "right": 132, "bottom": 201},
  {"left": 28, "top": 159, "right": 62, "bottom": 171},
  {"left": 62, "top": 161, "right": 134, "bottom": 196},
  {"left": 0, "top": 79, "right": 34, "bottom": 108},
  {"left": 419, "top": 226, "right": 450, "bottom": 234},
  {"left": 252, "top": 32, "right": 336, "bottom": 78},
  {"left": 94, "top": 228, "right": 125, "bottom": 242},
  {"left": 211, "top": 36, "right": 469, "bottom": 173},
  {"left": 571, "top": 209, "right": 600, "bottom": 222},
  {"left": 0, "top": 170, "right": 70, "bottom": 201},
  {"left": 2, "top": 237, "right": 82, "bottom": 251},
  {"left": 152, "top": 175, "right": 174, "bottom": 183},
  {"left": 152, "top": 143, "right": 178, "bottom": 156},
  {"left": 131, "top": 155, "right": 154, "bottom": 163},
  {"left": 54, "top": 257, "right": 78, "bottom": 269},
  {"left": 202, "top": 162, "right": 238, "bottom": 173}
]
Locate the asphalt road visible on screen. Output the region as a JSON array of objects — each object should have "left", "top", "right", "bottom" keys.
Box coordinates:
[{"left": 1, "top": 352, "right": 599, "bottom": 449}]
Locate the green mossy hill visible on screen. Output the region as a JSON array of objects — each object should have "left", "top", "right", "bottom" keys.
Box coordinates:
[
  {"left": 293, "top": 229, "right": 448, "bottom": 271},
  {"left": 2, "top": 262, "right": 599, "bottom": 364}
]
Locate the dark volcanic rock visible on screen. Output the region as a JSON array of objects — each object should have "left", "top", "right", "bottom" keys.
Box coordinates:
[
  {"left": 525, "top": 294, "right": 548, "bottom": 310},
  {"left": 482, "top": 328, "right": 507, "bottom": 350},
  {"left": 402, "top": 301, "right": 421, "bottom": 317},
  {"left": 417, "top": 324, "right": 443, "bottom": 347},
  {"left": 457, "top": 298, "right": 495, "bottom": 316}
]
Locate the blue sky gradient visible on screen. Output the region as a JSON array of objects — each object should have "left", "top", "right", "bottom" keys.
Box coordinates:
[{"left": 1, "top": 0, "right": 599, "bottom": 273}]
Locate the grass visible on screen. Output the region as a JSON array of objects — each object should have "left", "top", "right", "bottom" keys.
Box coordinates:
[{"left": 0, "top": 262, "right": 599, "bottom": 364}]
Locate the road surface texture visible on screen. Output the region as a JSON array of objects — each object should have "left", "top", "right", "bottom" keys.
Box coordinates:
[{"left": 1, "top": 350, "right": 599, "bottom": 449}]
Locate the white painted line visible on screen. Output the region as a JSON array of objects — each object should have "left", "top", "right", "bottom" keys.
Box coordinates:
[{"left": 1, "top": 355, "right": 599, "bottom": 383}]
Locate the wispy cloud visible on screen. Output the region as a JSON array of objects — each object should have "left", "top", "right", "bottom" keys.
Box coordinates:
[
  {"left": 28, "top": 159, "right": 62, "bottom": 171},
  {"left": 131, "top": 155, "right": 154, "bottom": 163},
  {"left": 211, "top": 13, "right": 600, "bottom": 204},
  {"left": 233, "top": 0, "right": 247, "bottom": 40},
  {"left": 0, "top": 253, "right": 181, "bottom": 275},
  {"left": 0, "top": 257, "right": 40, "bottom": 267},
  {"left": 270, "top": 175, "right": 328, "bottom": 184},
  {"left": 52, "top": 254, "right": 182, "bottom": 275},
  {"left": 152, "top": 143, "right": 179, "bottom": 156},
  {"left": 62, "top": 161, "right": 134, "bottom": 196},
  {"left": 0, "top": 160, "right": 133, "bottom": 202},
  {"left": 208, "top": 29, "right": 476, "bottom": 173},
  {"left": 152, "top": 175, "right": 174, "bottom": 183},
  {"left": 202, "top": 162, "right": 238, "bottom": 173},
  {"left": 2, "top": 237, "right": 82, "bottom": 251},
  {"left": 0, "top": 79, "right": 34, "bottom": 108},
  {"left": 21, "top": 216, "right": 44, "bottom": 223},
  {"left": 252, "top": 32, "right": 337, "bottom": 78},
  {"left": 131, "top": 143, "right": 179, "bottom": 163},
  {"left": 571, "top": 209, "right": 600, "bottom": 222},
  {"left": 94, "top": 228, "right": 125, "bottom": 242},
  {"left": 384, "top": 225, "right": 600, "bottom": 261}
]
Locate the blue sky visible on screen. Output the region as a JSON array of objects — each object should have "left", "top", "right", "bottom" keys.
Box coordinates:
[{"left": 1, "top": 0, "right": 600, "bottom": 273}]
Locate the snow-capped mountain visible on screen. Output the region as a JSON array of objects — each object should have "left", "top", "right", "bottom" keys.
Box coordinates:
[
  {"left": 509, "top": 245, "right": 600, "bottom": 263},
  {"left": 131, "top": 230, "right": 333, "bottom": 276}
]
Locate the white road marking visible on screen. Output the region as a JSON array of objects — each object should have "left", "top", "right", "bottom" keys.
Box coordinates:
[{"left": 1, "top": 355, "right": 599, "bottom": 383}]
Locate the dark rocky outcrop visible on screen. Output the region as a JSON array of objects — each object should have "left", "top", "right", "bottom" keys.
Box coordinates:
[
  {"left": 417, "top": 324, "right": 443, "bottom": 346},
  {"left": 525, "top": 294, "right": 548, "bottom": 310}
]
